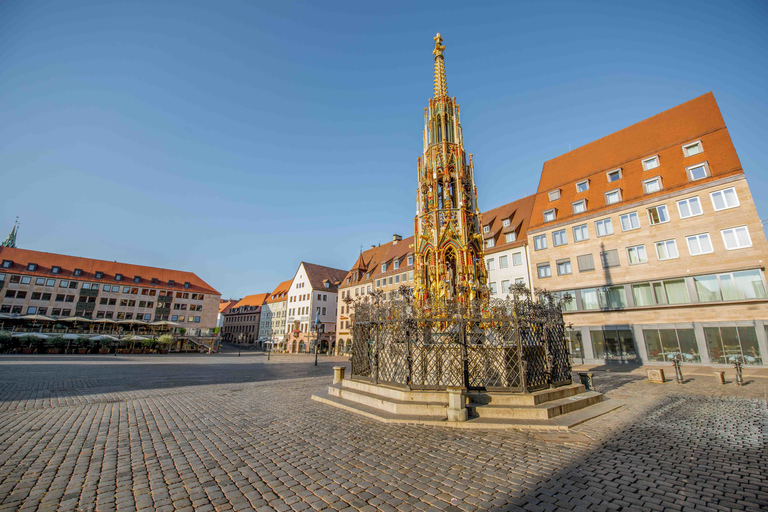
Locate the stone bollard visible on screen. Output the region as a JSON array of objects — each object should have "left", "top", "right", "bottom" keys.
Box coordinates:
[
  {"left": 578, "top": 372, "right": 594, "bottom": 391},
  {"left": 333, "top": 366, "right": 345, "bottom": 384},
  {"left": 446, "top": 386, "right": 467, "bottom": 422},
  {"left": 714, "top": 371, "right": 725, "bottom": 385}
]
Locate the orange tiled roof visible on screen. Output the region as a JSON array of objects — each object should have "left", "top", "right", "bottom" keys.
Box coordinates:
[
  {"left": 302, "top": 262, "right": 348, "bottom": 292},
  {"left": 218, "top": 299, "right": 238, "bottom": 314},
  {"left": 481, "top": 194, "right": 536, "bottom": 255},
  {"left": 265, "top": 279, "right": 292, "bottom": 304},
  {"left": 529, "top": 92, "right": 743, "bottom": 231},
  {"left": 0, "top": 246, "right": 219, "bottom": 294},
  {"left": 340, "top": 237, "right": 415, "bottom": 290},
  {"left": 233, "top": 293, "right": 269, "bottom": 309}
]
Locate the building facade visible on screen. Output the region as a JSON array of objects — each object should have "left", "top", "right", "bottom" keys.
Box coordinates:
[
  {"left": 0, "top": 246, "right": 220, "bottom": 331},
  {"left": 221, "top": 293, "right": 268, "bottom": 344},
  {"left": 258, "top": 279, "right": 292, "bottom": 348},
  {"left": 527, "top": 92, "right": 768, "bottom": 367},
  {"left": 284, "top": 262, "right": 346, "bottom": 353},
  {"left": 482, "top": 194, "right": 536, "bottom": 297}
]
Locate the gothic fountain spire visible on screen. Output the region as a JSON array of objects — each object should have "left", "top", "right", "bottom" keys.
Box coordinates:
[
  {"left": 433, "top": 33, "right": 448, "bottom": 99},
  {"left": 2, "top": 218, "right": 18, "bottom": 248}
]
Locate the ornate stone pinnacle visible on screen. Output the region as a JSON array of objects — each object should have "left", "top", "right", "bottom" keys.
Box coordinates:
[{"left": 433, "top": 33, "right": 447, "bottom": 98}]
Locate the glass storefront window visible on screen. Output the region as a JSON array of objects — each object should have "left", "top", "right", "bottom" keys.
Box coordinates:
[
  {"left": 643, "top": 328, "right": 700, "bottom": 363},
  {"left": 705, "top": 326, "right": 762, "bottom": 365},
  {"left": 591, "top": 329, "right": 636, "bottom": 362}
]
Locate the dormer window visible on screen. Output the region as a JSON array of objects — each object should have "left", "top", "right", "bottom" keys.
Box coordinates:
[
  {"left": 73, "top": 269, "right": 83, "bottom": 277},
  {"left": 324, "top": 282, "right": 330, "bottom": 289},
  {"left": 183, "top": 282, "right": 190, "bottom": 289},
  {"left": 51, "top": 266, "right": 61, "bottom": 274},
  {"left": 1, "top": 260, "right": 11, "bottom": 269},
  {"left": 572, "top": 200, "right": 587, "bottom": 214},
  {"left": 605, "top": 189, "right": 622, "bottom": 205},
  {"left": 151, "top": 278, "right": 158, "bottom": 284},
  {"left": 407, "top": 255, "right": 414, "bottom": 265},
  {"left": 548, "top": 189, "right": 561, "bottom": 201},
  {"left": 95, "top": 271, "right": 103, "bottom": 279},
  {"left": 365, "top": 273, "right": 370, "bottom": 279},
  {"left": 502, "top": 219, "right": 510, "bottom": 227},
  {"left": 27, "top": 263, "right": 38, "bottom": 271},
  {"left": 576, "top": 180, "right": 589, "bottom": 193},
  {"left": 683, "top": 141, "right": 702, "bottom": 157},
  {"left": 168, "top": 280, "right": 175, "bottom": 287},
  {"left": 543, "top": 209, "right": 556, "bottom": 222},
  {"left": 607, "top": 169, "right": 622, "bottom": 182},
  {"left": 483, "top": 225, "right": 490, "bottom": 233},
  {"left": 114, "top": 274, "right": 123, "bottom": 281},
  {"left": 643, "top": 156, "right": 660, "bottom": 170},
  {"left": 133, "top": 276, "right": 141, "bottom": 283},
  {"left": 381, "top": 263, "right": 387, "bottom": 272},
  {"left": 394, "top": 260, "right": 400, "bottom": 270}
]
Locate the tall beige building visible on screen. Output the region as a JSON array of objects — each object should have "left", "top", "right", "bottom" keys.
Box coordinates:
[{"left": 527, "top": 93, "right": 768, "bottom": 366}]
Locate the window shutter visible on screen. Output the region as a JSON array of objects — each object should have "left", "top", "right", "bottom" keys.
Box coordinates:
[
  {"left": 577, "top": 254, "right": 595, "bottom": 272},
  {"left": 600, "top": 249, "right": 620, "bottom": 268}
]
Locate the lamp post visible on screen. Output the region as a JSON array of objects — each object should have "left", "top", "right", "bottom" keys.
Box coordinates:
[{"left": 314, "top": 309, "right": 321, "bottom": 366}]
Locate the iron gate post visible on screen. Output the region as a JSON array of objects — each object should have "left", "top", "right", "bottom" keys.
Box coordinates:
[{"left": 460, "top": 316, "right": 469, "bottom": 389}]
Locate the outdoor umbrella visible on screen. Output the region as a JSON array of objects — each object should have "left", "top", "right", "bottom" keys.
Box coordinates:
[
  {"left": 12, "top": 332, "right": 49, "bottom": 338},
  {"left": 59, "top": 316, "right": 94, "bottom": 323},
  {"left": 150, "top": 321, "right": 182, "bottom": 327},
  {"left": 90, "top": 335, "right": 119, "bottom": 341},
  {"left": 20, "top": 314, "right": 55, "bottom": 322},
  {"left": 117, "top": 319, "right": 147, "bottom": 324}
]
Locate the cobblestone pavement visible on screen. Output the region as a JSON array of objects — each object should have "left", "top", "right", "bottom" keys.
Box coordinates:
[{"left": 0, "top": 354, "right": 766, "bottom": 512}]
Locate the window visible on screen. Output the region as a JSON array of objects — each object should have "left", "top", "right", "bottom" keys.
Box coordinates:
[
  {"left": 27, "top": 306, "right": 37, "bottom": 314},
  {"left": 46, "top": 279, "right": 55, "bottom": 286},
  {"left": 512, "top": 253, "right": 522, "bottom": 266},
  {"left": 485, "top": 238, "right": 495, "bottom": 248},
  {"left": 381, "top": 263, "right": 387, "bottom": 272},
  {"left": 721, "top": 226, "right": 751, "bottom": 250},
  {"left": 487, "top": 259, "right": 495, "bottom": 271},
  {"left": 483, "top": 225, "right": 490, "bottom": 233},
  {"left": 502, "top": 219, "right": 510, "bottom": 227},
  {"left": 677, "top": 197, "right": 702, "bottom": 219},
  {"left": 115, "top": 274, "right": 122, "bottom": 281},
  {"left": 655, "top": 239, "right": 678, "bottom": 260},
  {"left": 687, "top": 233, "right": 714, "bottom": 255},
  {"left": 27, "top": 263, "right": 37, "bottom": 271},
  {"left": 600, "top": 249, "right": 620, "bottom": 268},
  {"left": 537, "top": 263, "right": 551, "bottom": 278},
  {"left": 711, "top": 187, "right": 739, "bottom": 211},
  {"left": 51, "top": 266, "right": 60, "bottom": 274},
  {"left": 183, "top": 282, "right": 190, "bottom": 289},
  {"left": 577, "top": 254, "right": 595, "bottom": 272},
  {"left": 515, "top": 278, "right": 525, "bottom": 285},
  {"left": 605, "top": 189, "right": 621, "bottom": 205},
  {"left": 706, "top": 326, "right": 762, "bottom": 365},
  {"left": 642, "top": 156, "right": 659, "bottom": 171},
  {"left": 576, "top": 180, "right": 589, "bottom": 193},
  {"left": 499, "top": 256, "right": 508, "bottom": 269},
  {"left": 643, "top": 177, "right": 662, "bottom": 194},
  {"left": 133, "top": 276, "right": 141, "bottom": 283},
  {"left": 534, "top": 235, "right": 547, "bottom": 250},
  {"left": 686, "top": 162, "right": 709, "bottom": 181},
  {"left": 620, "top": 212, "right": 640, "bottom": 231},
  {"left": 644, "top": 328, "right": 699, "bottom": 363},
  {"left": 606, "top": 169, "right": 622, "bottom": 182},
  {"left": 95, "top": 271, "right": 103, "bottom": 279},
  {"left": 34, "top": 277, "right": 44, "bottom": 285},
  {"left": 573, "top": 224, "right": 589, "bottom": 242},
  {"left": 552, "top": 230, "right": 567, "bottom": 247},
  {"left": 572, "top": 200, "right": 586, "bottom": 214},
  {"left": 557, "top": 259, "right": 572, "bottom": 275},
  {"left": 393, "top": 260, "right": 400, "bottom": 270},
  {"left": 1, "top": 260, "right": 11, "bottom": 268},
  {"left": 627, "top": 245, "right": 648, "bottom": 265},
  {"left": 505, "top": 232, "right": 516, "bottom": 243},
  {"left": 500, "top": 280, "right": 510, "bottom": 294},
  {"left": 21, "top": 276, "right": 31, "bottom": 284},
  {"left": 489, "top": 282, "right": 497, "bottom": 294},
  {"left": 683, "top": 141, "right": 702, "bottom": 157},
  {"left": 548, "top": 189, "right": 561, "bottom": 201},
  {"left": 408, "top": 271, "right": 413, "bottom": 281},
  {"left": 595, "top": 218, "right": 613, "bottom": 237},
  {"left": 407, "top": 255, "right": 414, "bottom": 265},
  {"left": 543, "top": 209, "right": 556, "bottom": 222},
  {"left": 647, "top": 205, "right": 670, "bottom": 225}
]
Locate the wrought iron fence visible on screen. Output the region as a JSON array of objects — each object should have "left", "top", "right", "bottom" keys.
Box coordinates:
[{"left": 349, "top": 287, "right": 573, "bottom": 393}]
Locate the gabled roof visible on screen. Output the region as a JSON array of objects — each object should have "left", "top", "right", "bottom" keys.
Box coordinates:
[
  {"left": 218, "top": 299, "right": 238, "bottom": 314},
  {"left": 0, "top": 246, "right": 219, "bottom": 294},
  {"left": 340, "top": 236, "right": 416, "bottom": 290},
  {"left": 301, "top": 262, "right": 348, "bottom": 292},
  {"left": 481, "top": 194, "right": 536, "bottom": 255},
  {"left": 265, "top": 279, "right": 293, "bottom": 304},
  {"left": 233, "top": 293, "right": 269, "bottom": 309},
  {"left": 529, "top": 92, "right": 742, "bottom": 230}
]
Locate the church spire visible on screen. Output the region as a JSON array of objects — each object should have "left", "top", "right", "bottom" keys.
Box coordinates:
[
  {"left": 432, "top": 33, "right": 448, "bottom": 98},
  {"left": 2, "top": 218, "right": 18, "bottom": 248}
]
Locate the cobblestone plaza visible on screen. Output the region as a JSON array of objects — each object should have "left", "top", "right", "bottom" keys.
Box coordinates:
[{"left": 1, "top": 352, "right": 766, "bottom": 511}]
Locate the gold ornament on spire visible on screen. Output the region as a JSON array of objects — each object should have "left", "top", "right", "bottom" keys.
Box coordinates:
[{"left": 433, "top": 33, "right": 448, "bottom": 98}]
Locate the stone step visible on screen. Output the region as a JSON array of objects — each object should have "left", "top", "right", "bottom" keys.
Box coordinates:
[
  {"left": 466, "top": 383, "right": 586, "bottom": 406},
  {"left": 329, "top": 383, "right": 448, "bottom": 417},
  {"left": 467, "top": 391, "right": 603, "bottom": 420},
  {"left": 341, "top": 378, "right": 448, "bottom": 404}
]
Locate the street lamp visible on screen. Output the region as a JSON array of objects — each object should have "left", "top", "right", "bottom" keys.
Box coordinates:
[{"left": 313, "top": 309, "right": 322, "bottom": 366}]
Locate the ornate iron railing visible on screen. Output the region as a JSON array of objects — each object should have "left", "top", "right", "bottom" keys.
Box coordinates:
[{"left": 349, "top": 287, "right": 573, "bottom": 393}]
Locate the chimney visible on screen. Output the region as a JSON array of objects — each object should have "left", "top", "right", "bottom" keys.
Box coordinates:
[
  {"left": 393, "top": 234, "right": 402, "bottom": 244},
  {"left": 371, "top": 245, "right": 376, "bottom": 249}
]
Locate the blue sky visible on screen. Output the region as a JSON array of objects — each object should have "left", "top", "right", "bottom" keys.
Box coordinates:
[{"left": 1, "top": 0, "right": 767, "bottom": 298}]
